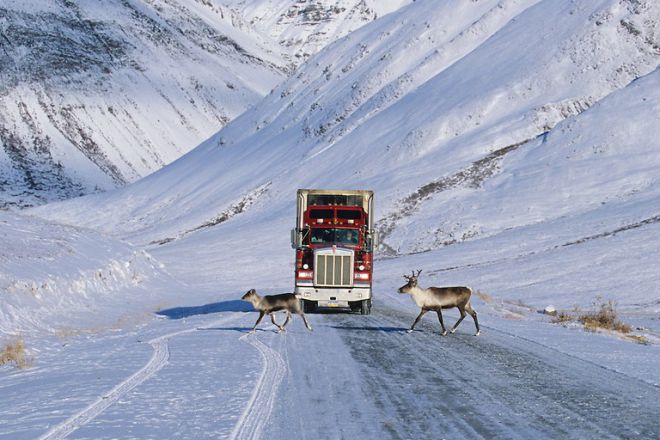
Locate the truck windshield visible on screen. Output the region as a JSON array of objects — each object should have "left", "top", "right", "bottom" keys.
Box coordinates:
[
  {"left": 310, "top": 228, "right": 359, "bottom": 245},
  {"left": 308, "top": 194, "right": 363, "bottom": 206}
]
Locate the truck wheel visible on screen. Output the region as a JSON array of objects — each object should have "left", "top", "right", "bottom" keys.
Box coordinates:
[
  {"left": 349, "top": 301, "right": 361, "bottom": 313},
  {"left": 360, "top": 299, "right": 372, "bottom": 315}
]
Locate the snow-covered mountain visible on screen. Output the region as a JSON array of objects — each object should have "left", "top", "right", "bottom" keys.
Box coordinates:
[
  {"left": 2, "top": 2, "right": 660, "bottom": 437},
  {"left": 0, "top": 0, "right": 284, "bottom": 208},
  {"left": 35, "top": 0, "right": 660, "bottom": 248},
  {"left": 0, "top": 0, "right": 409, "bottom": 209}
]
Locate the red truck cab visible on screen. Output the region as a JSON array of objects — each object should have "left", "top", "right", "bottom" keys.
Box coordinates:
[{"left": 291, "top": 189, "right": 376, "bottom": 314}]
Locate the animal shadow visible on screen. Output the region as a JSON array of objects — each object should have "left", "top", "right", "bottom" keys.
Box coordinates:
[{"left": 157, "top": 299, "right": 253, "bottom": 319}]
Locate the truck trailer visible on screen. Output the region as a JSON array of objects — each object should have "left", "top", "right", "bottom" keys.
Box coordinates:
[{"left": 291, "top": 189, "right": 377, "bottom": 314}]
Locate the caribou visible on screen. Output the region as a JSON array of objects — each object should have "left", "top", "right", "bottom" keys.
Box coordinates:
[
  {"left": 241, "top": 289, "right": 313, "bottom": 333},
  {"left": 398, "top": 270, "right": 480, "bottom": 336}
]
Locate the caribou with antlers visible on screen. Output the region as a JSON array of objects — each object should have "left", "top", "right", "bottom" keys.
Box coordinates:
[{"left": 398, "top": 270, "right": 480, "bottom": 336}]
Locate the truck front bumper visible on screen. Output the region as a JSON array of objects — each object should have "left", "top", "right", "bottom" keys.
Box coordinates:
[{"left": 295, "top": 285, "right": 371, "bottom": 307}]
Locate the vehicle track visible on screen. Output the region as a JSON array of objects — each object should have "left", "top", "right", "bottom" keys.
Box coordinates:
[
  {"left": 327, "top": 306, "right": 660, "bottom": 439},
  {"left": 229, "top": 333, "right": 286, "bottom": 440},
  {"left": 37, "top": 314, "right": 244, "bottom": 440}
]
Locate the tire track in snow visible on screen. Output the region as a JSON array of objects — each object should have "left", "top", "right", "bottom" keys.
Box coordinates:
[
  {"left": 38, "top": 314, "right": 242, "bottom": 440},
  {"left": 229, "top": 333, "right": 286, "bottom": 440},
  {"left": 37, "top": 339, "right": 170, "bottom": 440}
]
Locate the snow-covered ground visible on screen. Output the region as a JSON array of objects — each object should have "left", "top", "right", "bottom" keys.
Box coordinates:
[
  {"left": 2, "top": 0, "right": 659, "bottom": 438},
  {"left": 2, "top": 210, "right": 659, "bottom": 438},
  {"left": 0, "top": 211, "right": 181, "bottom": 336}
]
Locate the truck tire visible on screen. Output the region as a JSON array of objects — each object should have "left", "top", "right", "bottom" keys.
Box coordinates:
[{"left": 360, "top": 299, "right": 372, "bottom": 315}]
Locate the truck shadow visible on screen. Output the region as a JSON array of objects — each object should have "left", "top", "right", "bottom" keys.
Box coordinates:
[{"left": 156, "top": 299, "right": 253, "bottom": 319}]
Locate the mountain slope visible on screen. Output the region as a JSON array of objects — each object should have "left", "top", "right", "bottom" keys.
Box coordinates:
[
  {"left": 0, "top": 0, "right": 414, "bottom": 209},
  {"left": 33, "top": 0, "right": 660, "bottom": 250},
  {"left": 0, "top": 0, "right": 288, "bottom": 208}
]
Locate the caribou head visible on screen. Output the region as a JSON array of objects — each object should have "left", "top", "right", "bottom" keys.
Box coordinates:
[{"left": 398, "top": 269, "right": 422, "bottom": 294}]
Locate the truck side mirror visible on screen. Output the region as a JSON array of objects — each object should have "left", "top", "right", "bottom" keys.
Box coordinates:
[
  {"left": 291, "top": 228, "right": 297, "bottom": 249},
  {"left": 371, "top": 230, "right": 379, "bottom": 249}
]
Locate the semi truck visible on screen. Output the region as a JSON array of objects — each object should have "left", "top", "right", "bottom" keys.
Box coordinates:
[{"left": 291, "top": 189, "right": 377, "bottom": 314}]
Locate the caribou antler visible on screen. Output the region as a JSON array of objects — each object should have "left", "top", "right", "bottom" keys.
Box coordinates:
[{"left": 403, "top": 269, "right": 423, "bottom": 281}]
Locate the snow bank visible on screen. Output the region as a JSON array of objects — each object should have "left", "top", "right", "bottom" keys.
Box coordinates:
[{"left": 0, "top": 211, "right": 175, "bottom": 336}]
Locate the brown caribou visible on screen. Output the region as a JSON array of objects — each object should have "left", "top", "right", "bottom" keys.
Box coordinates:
[
  {"left": 241, "top": 289, "right": 313, "bottom": 333},
  {"left": 398, "top": 270, "right": 480, "bottom": 336}
]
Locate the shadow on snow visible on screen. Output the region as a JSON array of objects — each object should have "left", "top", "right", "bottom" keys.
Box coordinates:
[{"left": 156, "top": 299, "right": 253, "bottom": 319}]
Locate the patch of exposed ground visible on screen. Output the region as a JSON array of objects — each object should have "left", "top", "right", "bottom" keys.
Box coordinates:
[
  {"left": 376, "top": 139, "right": 531, "bottom": 255},
  {"left": 562, "top": 214, "right": 660, "bottom": 247},
  {"left": 0, "top": 108, "right": 87, "bottom": 209},
  {"left": 0, "top": 6, "right": 128, "bottom": 86},
  {"left": 149, "top": 182, "right": 271, "bottom": 246},
  {"left": 417, "top": 213, "right": 660, "bottom": 275},
  {"left": 549, "top": 297, "right": 651, "bottom": 345}
]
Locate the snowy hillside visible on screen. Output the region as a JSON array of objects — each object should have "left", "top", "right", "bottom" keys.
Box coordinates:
[
  {"left": 0, "top": 0, "right": 411, "bottom": 209},
  {"left": 0, "top": 0, "right": 288, "bottom": 208},
  {"left": 0, "top": 210, "right": 179, "bottom": 336},
  {"left": 35, "top": 0, "right": 660, "bottom": 248}
]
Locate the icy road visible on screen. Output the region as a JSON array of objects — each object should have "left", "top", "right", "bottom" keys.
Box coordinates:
[{"left": 4, "top": 303, "right": 658, "bottom": 440}]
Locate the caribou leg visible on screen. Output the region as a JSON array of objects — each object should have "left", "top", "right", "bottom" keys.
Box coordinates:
[
  {"left": 436, "top": 309, "right": 448, "bottom": 336},
  {"left": 298, "top": 312, "right": 313, "bottom": 331},
  {"left": 251, "top": 311, "right": 265, "bottom": 333},
  {"left": 470, "top": 306, "right": 480, "bottom": 336},
  {"left": 449, "top": 308, "right": 466, "bottom": 334},
  {"left": 270, "top": 313, "right": 284, "bottom": 332},
  {"left": 280, "top": 311, "right": 292, "bottom": 331},
  {"left": 408, "top": 309, "right": 428, "bottom": 333}
]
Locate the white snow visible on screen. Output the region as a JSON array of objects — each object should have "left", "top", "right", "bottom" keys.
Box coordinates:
[
  {"left": 2, "top": 0, "right": 660, "bottom": 438},
  {"left": 0, "top": 211, "right": 179, "bottom": 336},
  {"left": 0, "top": 0, "right": 288, "bottom": 207}
]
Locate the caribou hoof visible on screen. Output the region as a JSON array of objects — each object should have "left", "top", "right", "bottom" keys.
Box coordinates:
[
  {"left": 406, "top": 329, "right": 414, "bottom": 334},
  {"left": 440, "top": 331, "right": 448, "bottom": 336},
  {"left": 474, "top": 331, "right": 481, "bottom": 336}
]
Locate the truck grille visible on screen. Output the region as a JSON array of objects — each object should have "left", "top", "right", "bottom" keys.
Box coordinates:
[{"left": 315, "top": 250, "right": 353, "bottom": 287}]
